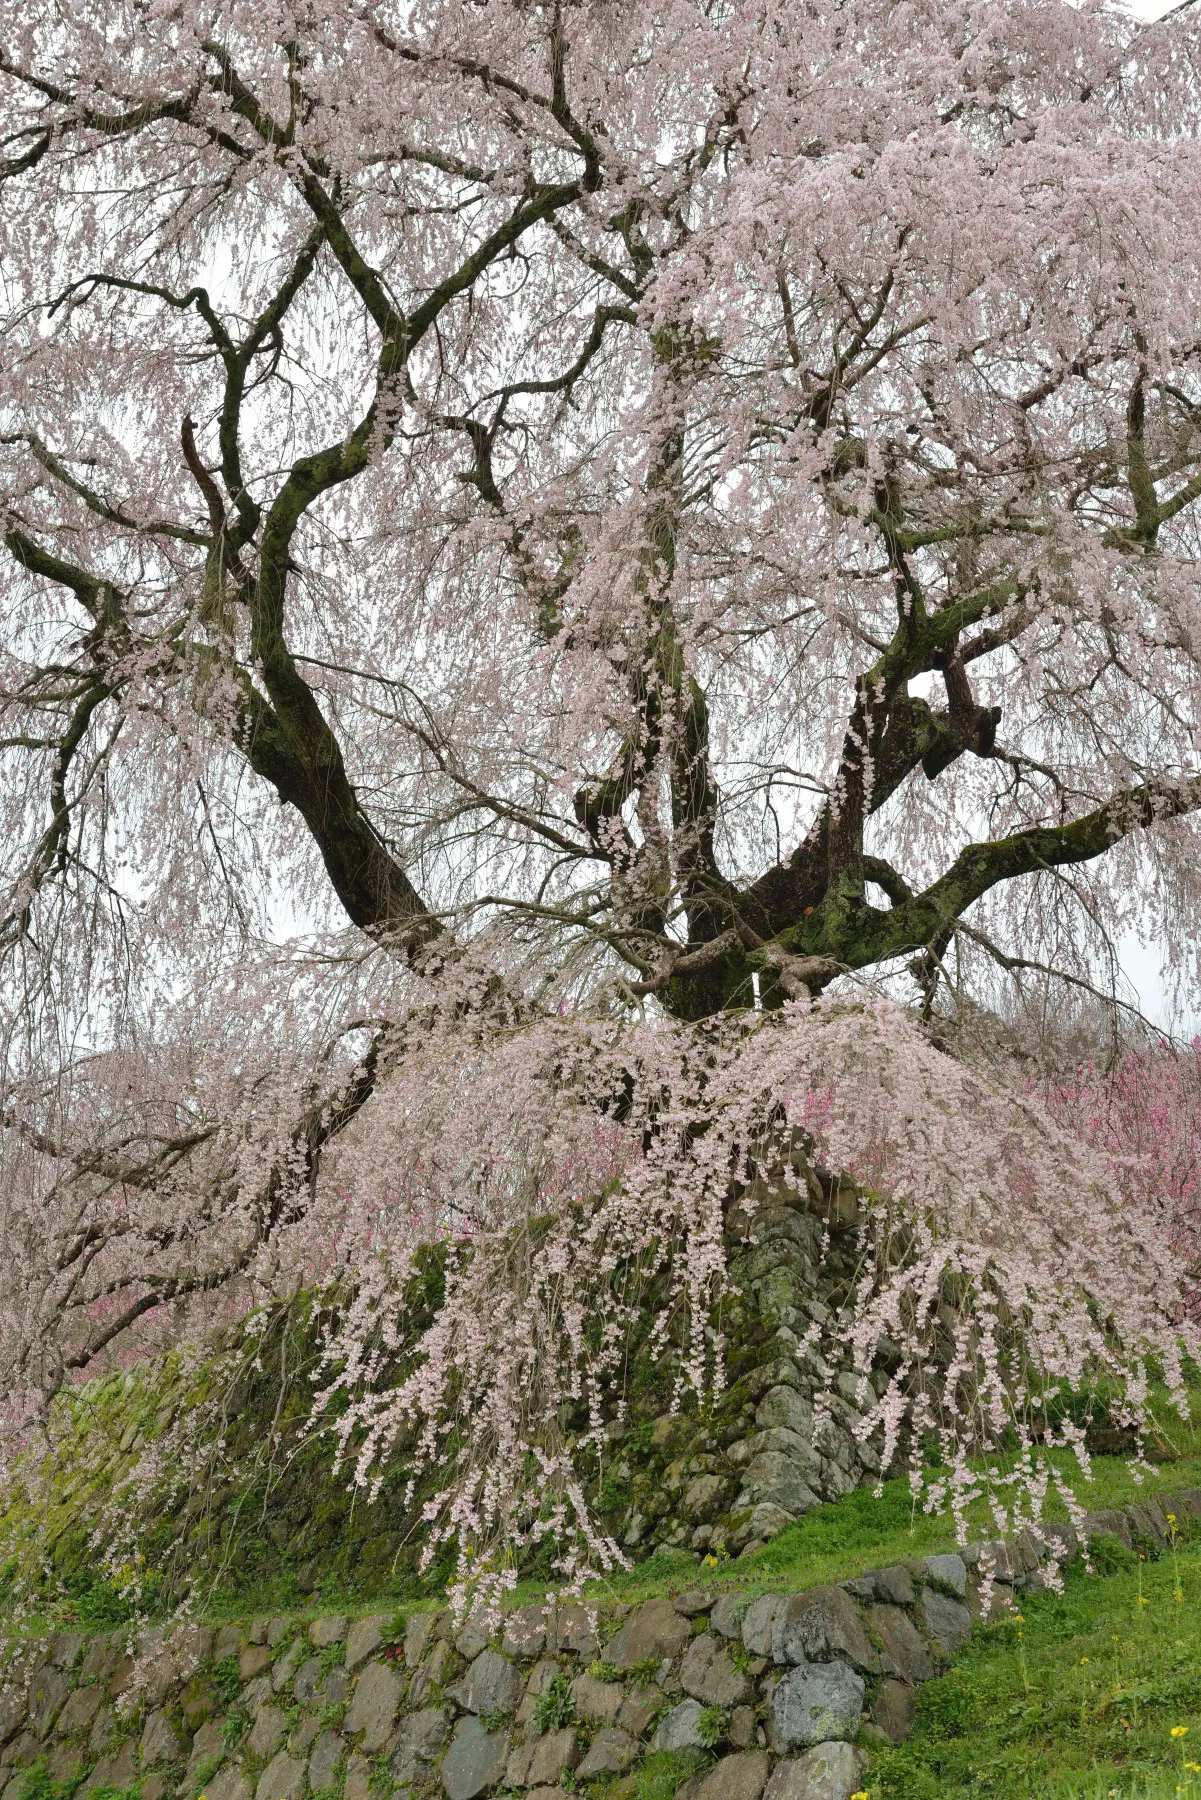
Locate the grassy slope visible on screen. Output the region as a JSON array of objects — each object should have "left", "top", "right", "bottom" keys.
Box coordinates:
[{"left": 870, "top": 1535, "right": 1201, "bottom": 1799}]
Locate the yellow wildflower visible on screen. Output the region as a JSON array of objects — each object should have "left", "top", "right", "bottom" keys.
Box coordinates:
[{"left": 1172, "top": 1725, "right": 1190, "bottom": 1738}]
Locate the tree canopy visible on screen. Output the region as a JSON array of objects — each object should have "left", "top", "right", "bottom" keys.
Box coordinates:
[{"left": 2, "top": 0, "right": 1200, "bottom": 1579}]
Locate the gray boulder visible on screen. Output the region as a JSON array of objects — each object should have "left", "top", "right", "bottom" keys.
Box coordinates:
[
  {"left": 769, "top": 1663, "right": 865, "bottom": 1751},
  {"left": 440, "top": 1717, "right": 509, "bottom": 1800}
]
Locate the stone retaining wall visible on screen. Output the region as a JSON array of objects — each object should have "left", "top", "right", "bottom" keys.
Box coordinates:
[{"left": 2, "top": 1488, "right": 1198, "bottom": 1800}]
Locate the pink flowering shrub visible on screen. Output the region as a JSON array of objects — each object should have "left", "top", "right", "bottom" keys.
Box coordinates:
[
  {"left": 310, "top": 997, "right": 1198, "bottom": 1616},
  {"left": 1040, "top": 1040, "right": 1201, "bottom": 1321}
]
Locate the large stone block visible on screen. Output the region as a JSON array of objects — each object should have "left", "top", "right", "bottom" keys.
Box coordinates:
[
  {"left": 617, "top": 1685, "right": 664, "bottom": 1736},
  {"left": 345, "top": 1617, "right": 390, "bottom": 1671},
  {"left": 841, "top": 1565, "right": 914, "bottom": 1607},
  {"left": 239, "top": 1646, "right": 271, "bottom": 1683},
  {"left": 255, "top": 1753, "right": 306, "bottom": 1800},
  {"left": 575, "top": 1727, "right": 638, "bottom": 1780},
  {"left": 922, "top": 1554, "right": 967, "bottom": 1598},
  {"left": 390, "top": 1707, "right": 449, "bottom": 1786},
  {"left": 679, "top": 1634, "right": 754, "bottom": 1708},
  {"left": 739, "top": 1595, "right": 782, "bottom": 1656},
  {"left": 740, "top": 1453, "right": 819, "bottom": 1518},
  {"left": 308, "top": 1729, "right": 345, "bottom": 1793},
  {"left": 344, "top": 1662, "right": 404, "bottom": 1751},
  {"left": 871, "top": 1678, "right": 917, "bottom": 1744},
  {"left": 763, "top": 1740, "right": 869, "bottom": 1800},
  {"left": 404, "top": 1612, "right": 441, "bottom": 1669},
  {"left": 196, "top": 1765, "right": 250, "bottom": 1800},
  {"left": 695, "top": 1750, "right": 771, "bottom": 1800},
  {"left": 755, "top": 1387, "right": 815, "bottom": 1437},
  {"left": 28, "top": 1670, "right": 71, "bottom": 1738},
  {"left": 768, "top": 1663, "right": 865, "bottom": 1751},
  {"left": 870, "top": 1605, "right": 934, "bottom": 1686},
  {"left": 917, "top": 1590, "right": 972, "bottom": 1660},
  {"left": 308, "top": 1617, "right": 346, "bottom": 1649},
  {"left": 440, "top": 1717, "right": 510, "bottom": 1800},
  {"left": 772, "top": 1588, "right": 880, "bottom": 1673},
  {"left": 445, "top": 1649, "right": 522, "bottom": 1717},
  {"left": 292, "top": 1659, "right": 323, "bottom": 1706},
  {"left": 652, "top": 1698, "right": 707, "bottom": 1752},
  {"left": 502, "top": 1606, "right": 548, "bottom": 1661},
  {"left": 570, "top": 1673, "right": 623, "bottom": 1726},
  {"left": 247, "top": 1707, "right": 286, "bottom": 1761},
  {"left": 602, "top": 1597, "right": 691, "bottom": 1669},
  {"left": 506, "top": 1727, "right": 579, "bottom": 1787},
  {"left": 140, "top": 1711, "right": 183, "bottom": 1767},
  {"left": 55, "top": 1687, "right": 103, "bottom": 1739}
]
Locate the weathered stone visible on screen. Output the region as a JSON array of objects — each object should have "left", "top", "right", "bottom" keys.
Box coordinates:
[
  {"left": 271, "top": 1641, "right": 306, "bottom": 1692},
  {"left": 44, "top": 1746, "right": 86, "bottom": 1787},
  {"left": 679, "top": 1634, "right": 754, "bottom": 1707},
  {"left": 603, "top": 1597, "right": 692, "bottom": 1670},
  {"left": 570, "top": 1673, "right": 623, "bottom": 1726},
  {"left": 188, "top": 1720, "right": 225, "bottom": 1772},
  {"left": 308, "top": 1730, "right": 345, "bottom": 1794},
  {"left": 709, "top": 1594, "right": 750, "bottom": 1640},
  {"left": 739, "top": 1595, "right": 782, "bottom": 1656},
  {"left": 420, "top": 1639, "right": 457, "bottom": 1691},
  {"left": 180, "top": 1674, "right": 217, "bottom": 1733},
  {"left": 50, "top": 1636, "right": 85, "bottom": 1672},
  {"left": 56, "top": 1687, "right": 103, "bottom": 1738},
  {"left": 763, "top": 1740, "right": 869, "bottom": 1800},
  {"left": 841, "top": 1565, "right": 914, "bottom": 1607},
  {"left": 29, "top": 1669, "right": 71, "bottom": 1738},
  {"left": 652, "top": 1698, "right": 706, "bottom": 1752},
  {"left": 292, "top": 1659, "right": 323, "bottom": 1706},
  {"left": 343, "top": 1752, "right": 370, "bottom": 1800},
  {"left": 440, "top": 1716, "right": 509, "bottom": 1800},
  {"left": 755, "top": 1387, "right": 815, "bottom": 1437},
  {"left": 390, "top": 1707, "right": 449, "bottom": 1785},
  {"left": 515, "top": 1660, "right": 561, "bottom": 1726},
  {"left": 740, "top": 1453, "right": 819, "bottom": 1517},
  {"left": 554, "top": 1606, "right": 598, "bottom": 1658},
  {"left": 454, "top": 1615, "right": 493, "bottom": 1661},
  {"left": 213, "top": 1627, "right": 242, "bottom": 1662},
  {"left": 308, "top": 1617, "right": 347, "bottom": 1649},
  {"left": 289, "top": 1715, "right": 322, "bottom": 1754},
  {"left": 695, "top": 1750, "right": 771, "bottom": 1800},
  {"left": 502, "top": 1606, "right": 548, "bottom": 1661},
  {"left": 728, "top": 1705, "right": 758, "bottom": 1750},
  {"left": 322, "top": 1667, "right": 351, "bottom": 1707},
  {"left": 1080, "top": 1509, "right": 1133, "bottom": 1550},
  {"left": 917, "top": 1590, "right": 972, "bottom": 1659},
  {"left": 683, "top": 1475, "right": 729, "bottom": 1520},
  {"left": 872, "top": 1679, "right": 917, "bottom": 1744},
  {"left": 404, "top": 1613, "right": 441, "bottom": 1669},
  {"left": 80, "top": 1637, "right": 120, "bottom": 1683},
  {"left": 575, "top": 1727, "right": 638, "bottom": 1780},
  {"left": 617, "top": 1686, "right": 663, "bottom": 1736},
  {"left": 673, "top": 1589, "right": 717, "bottom": 1618},
  {"left": 247, "top": 1622, "right": 269, "bottom": 1646},
  {"left": 445, "top": 1649, "right": 522, "bottom": 1718},
  {"left": 922, "top": 1554, "right": 967, "bottom": 1598},
  {"left": 240, "top": 1676, "right": 272, "bottom": 1715},
  {"left": 239, "top": 1646, "right": 271, "bottom": 1683},
  {"left": 88, "top": 1705, "right": 117, "bottom": 1756},
  {"left": 80, "top": 1742, "right": 138, "bottom": 1796},
  {"left": 1127, "top": 1500, "right": 1171, "bottom": 1546},
  {"left": 506, "top": 1727, "right": 579, "bottom": 1788},
  {"left": 768, "top": 1663, "right": 865, "bottom": 1751},
  {"left": 870, "top": 1605, "right": 934, "bottom": 1686},
  {"left": 736, "top": 1504, "right": 802, "bottom": 1549},
  {"left": 247, "top": 1707, "right": 286, "bottom": 1760},
  {"left": 140, "top": 1711, "right": 183, "bottom": 1768},
  {"left": 772, "top": 1588, "right": 880, "bottom": 1673},
  {"left": 345, "top": 1617, "right": 389, "bottom": 1671},
  {"left": 255, "top": 1752, "right": 306, "bottom": 1800},
  {"left": 105, "top": 1656, "right": 134, "bottom": 1700},
  {"left": 344, "top": 1661, "right": 403, "bottom": 1751},
  {"left": 266, "top": 1620, "right": 291, "bottom": 1650},
  {"left": 200, "top": 1765, "right": 252, "bottom": 1800}
]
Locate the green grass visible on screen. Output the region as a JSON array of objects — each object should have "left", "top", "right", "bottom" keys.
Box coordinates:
[{"left": 867, "top": 1534, "right": 1201, "bottom": 1799}]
